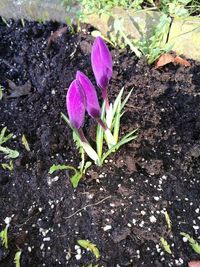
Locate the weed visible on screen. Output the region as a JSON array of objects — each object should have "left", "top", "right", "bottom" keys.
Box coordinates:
[
  {"left": 14, "top": 251, "right": 22, "bottom": 267},
  {"left": 0, "top": 127, "right": 19, "bottom": 159},
  {"left": 160, "top": 237, "right": 172, "bottom": 254},
  {"left": 0, "top": 226, "right": 8, "bottom": 249},
  {"left": 180, "top": 232, "right": 200, "bottom": 254},
  {"left": 2, "top": 160, "right": 14, "bottom": 171},
  {"left": 22, "top": 134, "right": 30, "bottom": 151},
  {"left": 77, "top": 239, "right": 100, "bottom": 259},
  {"left": 0, "top": 85, "right": 4, "bottom": 100},
  {"left": 164, "top": 211, "right": 172, "bottom": 230}
]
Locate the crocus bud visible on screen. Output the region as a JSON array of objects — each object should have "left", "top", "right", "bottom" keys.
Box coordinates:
[
  {"left": 91, "top": 36, "right": 112, "bottom": 100},
  {"left": 66, "top": 79, "right": 85, "bottom": 129},
  {"left": 76, "top": 71, "right": 101, "bottom": 119}
]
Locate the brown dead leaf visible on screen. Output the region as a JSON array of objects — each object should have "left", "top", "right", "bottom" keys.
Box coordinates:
[
  {"left": 7, "top": 80, "right": 31, "bottom": 98},
  {"left": 188, "top": 261, "right": 200, "bottom": 267},
  {"left": 46, "top": 26, "right": 68, "bottom": 52},
  {"left": 174, "top": 56, "right": 191, "bottom": 67},
  {"left": 155, "top": 53, "right": 191, "bottom": 68},
  {"left": 155, "top": 53, "right": 175, "bottom": 68}
]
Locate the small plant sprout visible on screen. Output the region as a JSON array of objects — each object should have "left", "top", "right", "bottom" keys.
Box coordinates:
[
  {"left": 63, "top": 37, "right": 137, "bottom": 168},
  {"left": 0, "top": 127, "right": 19, "bottom": 159},
  {"left": 0, "top": 225, "right": 9, "bottom": 249},
  {"left": 180, "top": 232, "right": 200, "bottom": 254},
  {"left": 160, "top": 237, "right": 172, "bottom": 254},
  {"left": 164, "top": 211, "right": 172, "bottom": 230},
  {"left": 0, "top": 85, "right": 4, "bottom": 100},
  {"left": 77, "top": 239, "right": 100, "bottom": 259},
  {"left": 22, "top": 134, "right": 30, "bottom": 151},
  {"left": 2, "top": 160, "right": 13, "bottom": 171},
  {"left": 14, "top": 250, "right": 22, "bottom": 267}
]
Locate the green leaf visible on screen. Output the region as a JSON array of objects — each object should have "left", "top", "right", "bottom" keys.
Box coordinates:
[
  {"left": 22, "top": 134, "right": 30, "bottom": 151},
  {"left": 101, "top": 129, "right": 138, "bottom": 164},
  {"left": 71, "top": 172, "right": 82, "bottom": 188},
  {"left": 14, "top": 251, "right": 22, "bottom": 267},
  {"left": 121, "top": 88, "right": 133, "bottom": 110},
  {"left": 78, "top": 239, "right": 100, "bottom": 259},
  {"left": 160, "top": 237, "right": 172, "bottom": 254},
  {"left": 0, "top": 226, "right": 8, "bottom": 249},
  {"left": 180, "top": 232, "right": 200, "bottom": 254},
  {"left": 0, "top": 146, "right": 19, "bottom": 159},
  {"left": 164, "top": 211, "right": 172, "bottom": 230},
  {"left": 112, "top": 88, "right": 124, "bottom": 116},
  {"left": 83, "top": 161, "right": 92, "bottom": 174},
  {"left": 0, "top": 85, "right": 4, "bottom": 100},
  {"left": 0, "top": 127, "right": 13, "bottom": 145},
  {"left": 2, "top": 160, "right": 13, "bottom": 171},
  {"left": 81, "top": 142, "right": 100, "bottom": 165},
  {"left": 96, "top": 101, "right": 106, "bottom": 158},
  {"left": 113, "top": 95, "right": 121, "bottom": 143},
  {"left": 48, "top": 164, "right": 77, "bottom": 174}
]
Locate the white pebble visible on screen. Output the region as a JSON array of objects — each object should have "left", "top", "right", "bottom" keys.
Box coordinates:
[
  {"left": 103, "top": 225, "right": 112, "bottom": 231},
  {"left": 149, "top": 215, "right": 157, "bottom": 223},
  {"left": 75, "top": 254, "right": 82, "bottom": 260}
]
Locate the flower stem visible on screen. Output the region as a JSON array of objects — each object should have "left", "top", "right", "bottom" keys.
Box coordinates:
[
  {"left": 77, "top": 128, "right": 88, "bottom": 143},
  {"left": 105, "top": 96, "right": 109, "bottom": 112}
]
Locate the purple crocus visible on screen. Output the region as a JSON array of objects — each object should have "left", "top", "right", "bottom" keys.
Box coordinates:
[
  {"left": 76, "top": 71, "right": 101, "bottom": 119},
  {"left": 66, "top": 79, "right": 85, "bottom": 130},
  {"left": 91, "top": 36, "right": 112, "bottom": 109}
]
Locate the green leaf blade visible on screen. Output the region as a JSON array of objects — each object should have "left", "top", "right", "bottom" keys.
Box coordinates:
[{"left": 78, "top": 239, "right": 100, "bottom": 259}]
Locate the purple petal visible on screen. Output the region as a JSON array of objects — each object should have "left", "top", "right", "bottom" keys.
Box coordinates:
[
  {"left": 76, "top": 71, "right": 101, "bottom": 118},
  {"left": 91, "top": 37, "right": 112, "bottom": 98},
  {"left": 66, "top": 79, "right": 85, "bottom": 129}
]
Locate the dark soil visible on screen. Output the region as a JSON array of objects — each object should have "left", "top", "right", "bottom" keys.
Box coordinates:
[{"left": 0, "top": 19, "right": 200, "bottom": 267}]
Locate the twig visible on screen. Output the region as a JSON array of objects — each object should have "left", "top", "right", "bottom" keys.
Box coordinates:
[{"left": 64, "top": 195, "right": 111, "bottom": 220}]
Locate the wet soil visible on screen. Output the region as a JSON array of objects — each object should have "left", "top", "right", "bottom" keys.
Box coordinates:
[{"left": 0, "top": 19, "right": 200, "bottom": 267}]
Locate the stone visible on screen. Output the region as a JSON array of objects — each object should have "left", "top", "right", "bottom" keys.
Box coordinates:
[{"left": 168, "top": 17, "right": 200, "bottom": 61}]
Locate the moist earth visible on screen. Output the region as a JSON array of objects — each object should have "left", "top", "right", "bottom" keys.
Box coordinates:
[{"left": 0, "top": 19, "right": 200, "bottom": 267}]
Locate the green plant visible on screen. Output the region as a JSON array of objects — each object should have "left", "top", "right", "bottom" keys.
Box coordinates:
[
  {"left": 180, "top": 232, "right": 200, "bottom": 254},
  {"left": 77, "top": 239, "right": 100, "bottom": 259},
  {"left": 49, "top": 156, "right": 91, "bottom": 188},
  {"left": 0, "top": 85, "right": 4, "bottom": 100},
  {"left": 22, "top": 134, "right": 30, "bottom": 151},
  {"left": 2, "top": 160, "right": 14, "bottom": 171},
  {"left": 64, "top": 37, "right": 137, "bottom": 169},
  {"left": 14, "top": 251, "right": 22, "bottom": 267},
  {"left": 138, "top": 13, "right": 172, "bottom": 64},
  {"left": 160, "top": 0, "right": 192, "bottom": 18},
  {"left": 0, "top": 127, "right": 19, "bottom": 159},
  {"left": 0, "top": 226, "right": 8, "bottom": 249},
  {"left": 160, "top": 237, "right": 172, "bottom": 254},
  {"left": 164, "top": 211, "right": 172, "bottom": 230}
]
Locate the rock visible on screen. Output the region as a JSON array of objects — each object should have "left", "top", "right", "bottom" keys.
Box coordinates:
[{"left": 168, "top": 17, "right": 200, "bottom": 61}]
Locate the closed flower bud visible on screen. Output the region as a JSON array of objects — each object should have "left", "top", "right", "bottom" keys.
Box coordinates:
[
  {"left": 91, "top": 36, "right": 112, "bottom": 100},
  {"left": 66, "top": 79, "right": 85, "bottom": 129},
  {"left": 76, "top": 71, "right": 101, "bottom": 119}
]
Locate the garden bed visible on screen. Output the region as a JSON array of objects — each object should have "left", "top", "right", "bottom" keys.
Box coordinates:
[{"left": 0, "top": 19, "right": 200, "bottom": 267}]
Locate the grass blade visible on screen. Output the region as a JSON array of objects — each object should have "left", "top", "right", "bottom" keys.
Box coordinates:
[
  {"left": 101, "top": 129, "right": 138, "bottom": 164},
  {"left": 113, "top": 96, "right": 121, "bottom": 143},
  {"left": 121, "top": 88, "right": 133, "bottom": 110},
  {"left": 96, "top": 101, "right": 105, "bottom": 158}
]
